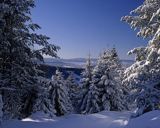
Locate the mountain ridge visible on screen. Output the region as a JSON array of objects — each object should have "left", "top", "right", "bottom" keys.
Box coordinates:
[{"left": 42, "top": 58, "right": 134, "bottom": 69}]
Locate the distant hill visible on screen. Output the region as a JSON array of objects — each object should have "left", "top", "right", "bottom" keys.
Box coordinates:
[
  {"left": 39, "top": 58, "right": 134, "bottom": 81},
  {"left": 40, "top": 64, "right": 83, "bottom": 82},
  {"left": 42, "top": 58, "right": 134, "bottom": 69}
]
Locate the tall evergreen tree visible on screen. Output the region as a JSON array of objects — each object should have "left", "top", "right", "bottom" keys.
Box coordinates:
[
  {"left": 0, "top": 0, "right": 59, "bottom": 118},
  {"left": 66, "top": 71, "right": 79, "bottom": 112},
  {"left": 103, "top": 48, "right": 126, "bottom": 111},
  {"left": 122, "top": 0, "right": 160, "bottom": 116},
  {"left": 79, "top": 54, "right": 93, "bottom": 113},
  {"left": 50, "top": 69, "right": 73, "bottom": 116},
  {"left": 82, "top": 49, "right": 125, "bottom": 114},
  {"left": 33, "top": 77, "right": 56, "bottom": 117}
]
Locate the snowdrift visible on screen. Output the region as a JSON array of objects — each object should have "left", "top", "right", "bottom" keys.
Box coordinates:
[{"left": 2, "top": 110, "right": 160, "bottom": 128}]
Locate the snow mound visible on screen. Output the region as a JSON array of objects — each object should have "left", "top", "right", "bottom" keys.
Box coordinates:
[
  {"left": 127, "top": 110, "right": 160, "bottom": 128},
  {"left": 2, "top": 110, "right": 160, "bottom": 128}
]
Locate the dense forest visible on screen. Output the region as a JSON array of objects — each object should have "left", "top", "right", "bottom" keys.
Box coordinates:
[{"left": 0, "top": 0, "right": 160, "bottom": 127}]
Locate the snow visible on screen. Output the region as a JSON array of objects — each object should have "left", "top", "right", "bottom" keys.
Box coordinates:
[
  {"left": 2, "top": 110, "right": 160, "bottom": 128},
  {"left": 127, "top": 110, "right": 160, "bottom": 128}
]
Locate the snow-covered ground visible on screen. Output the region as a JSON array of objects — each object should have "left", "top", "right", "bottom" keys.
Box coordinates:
[{"left": 2, "top": 110, "right": 160, "bottom": 128}]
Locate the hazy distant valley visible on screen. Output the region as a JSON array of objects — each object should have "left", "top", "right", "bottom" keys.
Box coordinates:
[{"left": 43, "top": 58, "right": 134, "bottom": 69}]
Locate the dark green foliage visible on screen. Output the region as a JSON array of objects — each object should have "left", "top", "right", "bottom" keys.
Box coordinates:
[{"left": 0, "top": 0, "right": 59, "bottom": 118}]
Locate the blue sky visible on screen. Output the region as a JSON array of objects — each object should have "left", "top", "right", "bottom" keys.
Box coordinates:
[{"left": 32, "top": 0, "right": 146, "bottom": 60}]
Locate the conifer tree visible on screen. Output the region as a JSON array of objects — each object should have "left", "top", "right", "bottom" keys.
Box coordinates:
[
  {"left": 66, "top": 71, "right": 79, "bottom": 112},
  {"left": 33, "top": 77, "right": 55, "bottom": 117},
  {"left": 79, "top": 55, "right": 93, "bottom": 113},
  {"left": 82, "top": 49, "right": 125, "bottom": 114},
  {"left": 122, "top": 0, "right": 160, "bottom": 116},
  {"left": 0, "top": 0, "right": 59, "bottom": 118},
  {"left": 50, "top": 69, "right": 73, "bottom": 116}
]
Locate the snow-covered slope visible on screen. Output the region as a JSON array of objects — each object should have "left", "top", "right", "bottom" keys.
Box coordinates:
[
  {"left": 2, "top": 110, "right": 160, "bottom": 128},
  {"left": 127, "top": 110, "right": 160, "bottom": 128}
]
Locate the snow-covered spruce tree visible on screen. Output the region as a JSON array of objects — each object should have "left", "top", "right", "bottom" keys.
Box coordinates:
[
  {"left": 79, "top": 55, "right": 93, "bottom": 113},
  {"left": 0, "top": 0, "right": 59, "bottom": 118},
  {"left": 109, "top": 48, "right": 129, "bottom": 97},
  {"left": 110, "top": 48, "right": 123, "bottom": 76},
  {"left": 66, "top": 71, "right": 80, "bottom": 112},
  {"left": 82, "top": 49, "right": 126, "bottom": 114},
  {"left": 50, "top": 69, "right": 73, "bottom": 116},
  {"left": 100, "top": 49, "right": 126, "bottom": 111},
  {"left": 122, "top": 0, "right": 160, "bottom": 116},
  {"left": 32, "top": 77, "right": 56, "bottom": 117}
]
